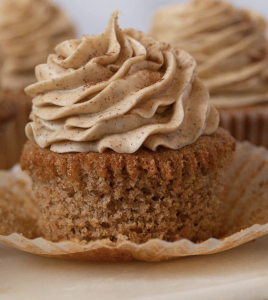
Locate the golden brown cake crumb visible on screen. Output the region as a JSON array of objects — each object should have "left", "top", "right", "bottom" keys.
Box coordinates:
[{"left": 21, "top": 128, "right": 235, "bottom": 243}]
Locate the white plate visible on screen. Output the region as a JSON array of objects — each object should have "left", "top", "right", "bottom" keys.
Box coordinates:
[{"left": 1, "top": 235, "right": 268, "bottom": 300}]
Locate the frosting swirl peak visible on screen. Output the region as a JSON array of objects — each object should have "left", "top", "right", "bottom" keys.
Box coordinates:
[
  {"left": 25, "top": 11, "right": 219, "bottom": 154},
  {"left": 151, "top": 0, "right": 268, "bottom": 108}
]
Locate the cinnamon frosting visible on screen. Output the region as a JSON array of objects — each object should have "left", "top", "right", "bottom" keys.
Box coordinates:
[
  {"left": 151, "top": 0, "right": 268, "bottom": 108},
  {"left": 0, "top": 0, "right": 75, "bottom": 91},
  {"left": 25, "top": 11, "right": 219, "bottom": 154}
]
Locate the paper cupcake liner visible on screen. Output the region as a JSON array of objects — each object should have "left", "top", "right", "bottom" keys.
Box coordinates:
[
  {"left": 0, "top": 92, "right": 32, "bottom": 169},
  {"left": 0, "top": 142, "right": 268, "bottom": 262},
  {"left": 219, "top": 105, "right": 268, "bottom": 148}
]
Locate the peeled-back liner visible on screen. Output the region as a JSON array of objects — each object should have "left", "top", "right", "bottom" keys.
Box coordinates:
[{"left": 0, "top": 141, "right": 268, "bottom": 262}]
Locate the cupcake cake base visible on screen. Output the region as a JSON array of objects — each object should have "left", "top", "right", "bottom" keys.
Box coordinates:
[
  {"left": 21, "top": 128, "right": 235, "bottom": 244},
  {"left": 0, "top": 91, "right": 32, "bottom": 169},
  {"left": 219, "top": 104, "right": 268, "bottom": 148},
  {"left": 0, "top": 99, "right": 17, "bottom": 169}
]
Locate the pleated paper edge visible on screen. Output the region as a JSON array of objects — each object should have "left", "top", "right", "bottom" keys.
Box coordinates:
[
  {"left": 1, "top": 223, "right": 268, "bottom": 262},
  {"left": 0, "top": 141, "right": 268, "bottom": 262}
]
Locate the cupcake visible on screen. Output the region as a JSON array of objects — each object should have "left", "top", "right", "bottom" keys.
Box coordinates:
[
  {"left": 151, "top": 0, "right": 268, "bottom": 147},
  {"left": 0, "top": 0, "right": 76, "bottom": 169},
  {"left": 0, "top": 96, "right": 18, "bottom": 169},
  {"left": 21, "top": 11, "right": 235, "bottom": 244}
]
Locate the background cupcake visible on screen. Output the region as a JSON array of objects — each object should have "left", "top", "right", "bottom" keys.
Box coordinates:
[
  {"left": 21, "top": 11, "right": 235, "bottom": 244},
  {"left": 0, "top": 96, "right": 18, "bottom": 169},
  {"left": 151, "top": 0, "right": 268, "bottom": 147},
  {"left": 0, "top": 0, "right": 76, "bottom": 169}
]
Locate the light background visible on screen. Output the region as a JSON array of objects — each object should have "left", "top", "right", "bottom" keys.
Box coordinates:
[{"left": 53, "top": 0, "right": 268, "bottom": 37}]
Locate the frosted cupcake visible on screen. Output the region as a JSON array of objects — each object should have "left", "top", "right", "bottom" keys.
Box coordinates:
[
  {"left": 0, "top": 0, "right": 75, "bottom": 169},
  {"left": 151, "top": 0, "right": 268, "bottom": 147},
  {"left": 21, "top": 11, "right": 235, "bottom": 244}
]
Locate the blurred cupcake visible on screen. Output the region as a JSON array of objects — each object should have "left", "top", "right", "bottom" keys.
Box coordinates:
[
  {"left": 0, "top": 96, "right": 18, "bottom": 169},
  {"left": 0, "top": 0, "right": 75, "bottom": 169},
  {"left": 151, "top": 0, "right": 268, "bottom": 147},
  {"left": 21, "top": 11, "right": 235, "bottom": 244},
  {"left": 0, "top": 166, "right": 40, "bottom": 238}
]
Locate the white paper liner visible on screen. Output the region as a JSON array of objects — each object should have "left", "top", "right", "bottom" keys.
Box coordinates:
[{"left": 1, "top": 142, "right": 268, "bottom": 262}]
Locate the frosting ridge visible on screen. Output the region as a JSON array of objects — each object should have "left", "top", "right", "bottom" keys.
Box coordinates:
[
  {"left": 0, "top": 0, "right": 75, "bottom": 91},
  {"left": 25, "top": 11, "right": 219, "bottom": 154},
  {"left": 151, "top": 0, "right": 268, "bottom": 108}
]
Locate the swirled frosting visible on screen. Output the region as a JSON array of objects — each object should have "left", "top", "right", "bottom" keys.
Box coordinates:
[
  {"left": 151, "top": 0, "right": 268, "bottom": 108},
  {"left": 25, "top": 11, "right": 219, "bottom": 154},
  {"left": 0, "top": 0, "right": 75, "bottom": 91}
]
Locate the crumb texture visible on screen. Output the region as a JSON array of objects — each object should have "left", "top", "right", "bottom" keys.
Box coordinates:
[{"left": 21, "top": 128, "right": 235, "bottom": 243}]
